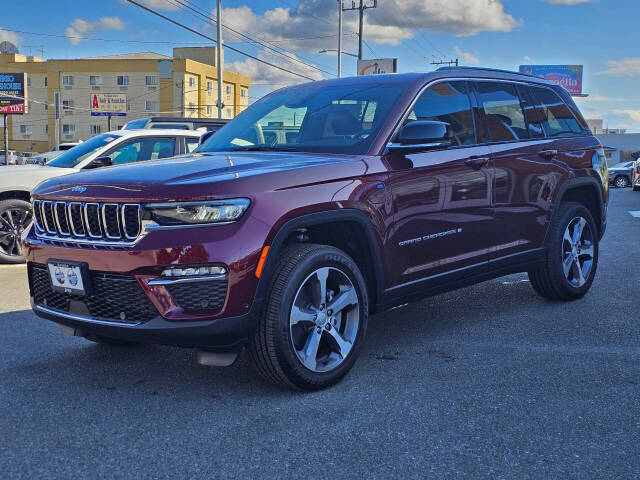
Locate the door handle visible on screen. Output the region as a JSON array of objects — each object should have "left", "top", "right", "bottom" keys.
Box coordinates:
[
  {"left": 539, "top": 149, "right": 558, "bottom": 160},
  {"left": 464, "top": 156, "right": 489, "bottom": 170}
]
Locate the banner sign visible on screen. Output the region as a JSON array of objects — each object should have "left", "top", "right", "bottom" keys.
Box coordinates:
[
  {"left": 519, "top": 65, "right": 583, "bottom": 95},
  {"left": 0, "top": 73, "right": 26, "bottom": 114},
  {"left": 91, "top": 93, "right": 127, "bottom": 116},
  {"left": 357, "top": 58, "right": 398, "bottom": 76}
]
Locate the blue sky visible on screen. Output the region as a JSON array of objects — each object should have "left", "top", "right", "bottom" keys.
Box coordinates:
[{"left": 2, "top": 0, "right": 639, "bottom": 131}]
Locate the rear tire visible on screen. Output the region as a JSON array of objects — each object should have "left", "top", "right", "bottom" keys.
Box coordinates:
[
  {"left": 529, "top": 202, "right": 598, "bottom": 301},
  {"left": 248, "top": 244, "right": 368, "bottom": 390},
  {"left": 614, "top": 176, "right": 629, "bottom": 188}
]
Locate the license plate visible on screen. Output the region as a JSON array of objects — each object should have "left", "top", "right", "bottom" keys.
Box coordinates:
[{"left": 48, "top": 260, "right": 87, "bottom": 296}]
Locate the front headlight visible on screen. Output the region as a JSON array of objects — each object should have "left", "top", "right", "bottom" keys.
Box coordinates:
[{"left": 146, "top": 198, "right": 250, "bottom": 226}]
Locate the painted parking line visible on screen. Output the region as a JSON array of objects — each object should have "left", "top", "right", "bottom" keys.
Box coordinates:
[{"left": 629, "top": 211, "right": 640, "bottom": 218}]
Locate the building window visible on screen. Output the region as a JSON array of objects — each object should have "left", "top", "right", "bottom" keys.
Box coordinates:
[
  {"left": 90, "top": 125, "right": 102, "bottom": 135},
  {"left": 207, "top": 81, "right": 213, "bottom": 93},
  {"left": 117, "top": 75, "right": 130, "bottom": 86},
  {"left": 44, "top": 103, "right": 48, "bottom": 111},
  {"left": 226, "top": 85, "right": 232, "bottom": 95},
  {"left": 126, "top": 100, "right": 131, "bottom": 112},
  {"left": 145, "top": 75, "right": 158, "bottom": 86},
  {"left": 62, "top": 100, "right": 74, "bottom": 113},
  {"left": 225, "top": 108, "right": 232, "bottom": 118},
  {"left": 44, "top": 76, "right": 47, "bottom": 87},
  {"left": 145, "top": 100, "right": 159, "bottom": 112},
  {"left": 62, "top": 75, "right": 73, "bottom": 87},
  {"left": 20, "top": 125, "right": 33, "bottom": 136},
  {"left": 89, "top": 75, "right": 103, "bottom": 86},
  {"left": 27, "top": 76, "right": 31, "bottom": 87},
  {"left": 206, "top": 105, "right": 213, "bottom": 116},
  {"left": 241, "top": 88, "right": 247, "bottom": 98},
  {"left": 188, "top": 102, "right": 196, "bottom": 112},
  {"left": 45, "top": 124, "right": 48, "bottom": 134},
  {"left": 189, "top": 76, "right": 196, "bottom": 88},
  {"left": 62, "top": 124, "right": 75, "bottom": 135}
]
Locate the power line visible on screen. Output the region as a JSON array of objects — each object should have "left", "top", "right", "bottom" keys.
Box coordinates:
[
  {"left": 170, "top": 0, "right": 337, "bottom": 76},
  {"left": 125, "top": 0, "right": 317, "bottom": 81}
]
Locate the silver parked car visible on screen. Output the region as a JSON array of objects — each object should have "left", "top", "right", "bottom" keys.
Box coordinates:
[{"left": 0, "top": 129, "right": 203, "bottom": 263}]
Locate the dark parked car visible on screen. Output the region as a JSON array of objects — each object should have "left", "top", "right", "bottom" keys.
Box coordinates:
[
  {"left": 608, "top": 161, "right": 634, "bottom": 188},
  {"left": 24, "top": 68, "right": 608, "bottom": 390},
  {"left": 633, "top": 159, "right": 640, "bottom": 191},
  {"left": 122, "top": 116, "right": 228, "bottom": 132}
]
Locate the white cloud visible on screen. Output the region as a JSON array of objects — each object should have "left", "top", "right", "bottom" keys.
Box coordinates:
[
  {"left": 523, "top": 56, "right": 532, "bottom": 62},
  {"left": 215, "top": 0, "right": 519, "bottom": 55},
  {"left": 0, "top": 28, "right": 20, "bottom": 47},
  {"left": 228, "top": 50, "right": 324, "bottom": 85},
  {"left": 546, "top": 0, "right": 594, "bottom": 4},
  {"left": 455, "top": 46, "right": 479, "bottom": 65},
  {"left": 65, "top": 17, "right": 125, "bottom": 44},
  {"left": 119, "top": 0, "right": 181, "bottom": 10},
  {"left": 613, "top": 109, "right": 640, "bottom": 123},
  {"left": 601, "top": 58, "right": 640, "bottom": 76}
]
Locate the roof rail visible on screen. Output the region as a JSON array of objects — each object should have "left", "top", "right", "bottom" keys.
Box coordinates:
[{"left": 437, "top": 66, "right": 537, "bottom": 79}]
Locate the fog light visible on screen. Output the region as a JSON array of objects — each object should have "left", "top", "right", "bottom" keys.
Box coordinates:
[{"left": 161, "top": 265, "right": 227, "bottom": 277}]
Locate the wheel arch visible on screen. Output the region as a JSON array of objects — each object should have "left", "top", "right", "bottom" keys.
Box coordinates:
[
  {"left": 254, "top": 209, "right": 385, "bottom": 314},
  {"left": 550, "top": 177, "right": 606, "bottom": 241},
  {"left": 0, "top": 190, "right": 31, "bottom": 203}
]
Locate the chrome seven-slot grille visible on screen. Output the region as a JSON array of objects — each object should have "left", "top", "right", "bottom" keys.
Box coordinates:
[{"left": 32, "top": 200, "right": 141, "bottom": 245}]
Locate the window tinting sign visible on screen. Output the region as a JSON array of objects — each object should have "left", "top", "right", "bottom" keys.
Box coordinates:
[
  {"left": 91, "top": 93, "right": 127, "bottom": 116},
  {"left": 0, "top": 73, "right": 26, "bottom": 114}
]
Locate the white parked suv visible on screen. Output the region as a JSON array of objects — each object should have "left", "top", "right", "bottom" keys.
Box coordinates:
[{"left": 0, "top": 129, "right": 203, "bottom": 263}]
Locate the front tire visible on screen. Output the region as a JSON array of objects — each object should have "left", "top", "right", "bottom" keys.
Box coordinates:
[
  {"left": 529, "top": 202, "right": 599, "bottom": 301},
  {"left": 0, "top": 199, "right": 32, "bottom": 264},
  {"left": 249, "top": 244, "right": 368, "bottom": 390}
]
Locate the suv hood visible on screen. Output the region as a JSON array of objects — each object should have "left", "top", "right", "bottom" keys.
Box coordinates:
[{"left": 32, "top": 151, "right": 369, "bottom": 202}]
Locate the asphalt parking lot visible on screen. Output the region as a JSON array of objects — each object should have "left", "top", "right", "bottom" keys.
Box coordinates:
[{"left": 1, "top": 188, "right": 639, "bottom": 479}]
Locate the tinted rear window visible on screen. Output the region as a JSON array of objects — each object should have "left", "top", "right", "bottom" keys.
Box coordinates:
[
  {"left": 475, "top": 82, "right": 529, "bottom": 142},
  {"left": 529, "top": 86, "right": 586, "bottom": 137}
]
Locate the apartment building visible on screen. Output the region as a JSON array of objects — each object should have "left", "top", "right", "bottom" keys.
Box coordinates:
[{"left": 0, "top": 47, "right": 251, "bottom": 153}]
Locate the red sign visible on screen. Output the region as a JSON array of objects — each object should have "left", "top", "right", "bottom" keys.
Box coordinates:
[{"left": 0, "top": 103, "right": 25, "bottom": 114}]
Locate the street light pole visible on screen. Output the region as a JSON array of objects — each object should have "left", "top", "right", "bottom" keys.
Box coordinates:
[
  {"left": 358, "top": 0, "right": 364, "bottom": 60},
  {"left": 337, "top": 0, "right": 342, "bottom": 78},
  {"left": 216, "top": 0, "right": 224, "bottom": 119}
]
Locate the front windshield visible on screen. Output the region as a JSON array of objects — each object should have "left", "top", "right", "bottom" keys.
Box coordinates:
[
  {"left": 199, "top": 83, "right": 402, "bottom": 155},
  {"left": 122, "top": 118, "right": 148, "bottom": 130},
  {"left": 47, "top": 133, "right": 121, "bottom": 168}
]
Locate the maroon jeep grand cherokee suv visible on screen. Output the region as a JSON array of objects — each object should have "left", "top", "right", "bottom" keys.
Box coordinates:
[{"left": 24, "top": 68, "right": 608, "bottom": 390}]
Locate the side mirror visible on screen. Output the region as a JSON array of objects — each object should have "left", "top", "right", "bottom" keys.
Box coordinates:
[
  {"left": 86, "top": 156, "right": 113, "bottom": 169},
  {"left": 387, "top": 120, "right": 452, "bottom": 153}
]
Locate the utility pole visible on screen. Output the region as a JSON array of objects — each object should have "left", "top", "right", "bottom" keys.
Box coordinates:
[
  {"left": 430, "top": 59, "right": 459, "bottom": 68},
  {"left": 216, "top": 0, "right": 224, "bottom": 119},
  {"left": 337, "top": 0, "right": 342, "bottom": 78},
  {"left": 2, "top": 113, "right": 7, "bottom": 163},
  {"left": 342, "top": 0, "right": 377, "bottom": 61}
]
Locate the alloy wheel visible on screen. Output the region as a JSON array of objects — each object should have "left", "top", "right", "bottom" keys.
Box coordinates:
[
  {"left": 615, "top": 177, "right": 628, "bottom": 188},
  {"left": 0, "top": 207, "right": 32, "bottom": 257},
  {"left": 561, "top": 216, "right": 594, "bottom": 288},
  {"left": 289, "top": 266, "right": 360, "bottom": 373}
]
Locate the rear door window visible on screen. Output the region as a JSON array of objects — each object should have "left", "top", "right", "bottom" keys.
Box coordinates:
[
  {"left": 529, "top": 86, "right": 584, "bottom": 137},
  {"left": 474, "top": 82, "right": 529, "bottom": 142},
  {"left": 407, "top": 81, "right": 476, "bottom": 146}
]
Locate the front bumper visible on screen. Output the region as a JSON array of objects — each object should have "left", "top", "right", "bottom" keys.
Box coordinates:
[{"left": 23, "top": 216, "right": 271, "bottom": 347}]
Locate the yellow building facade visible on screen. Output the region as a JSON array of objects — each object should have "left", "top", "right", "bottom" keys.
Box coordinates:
[{"left": 0, "top": 47, "right": 251, "bottom": 153}]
